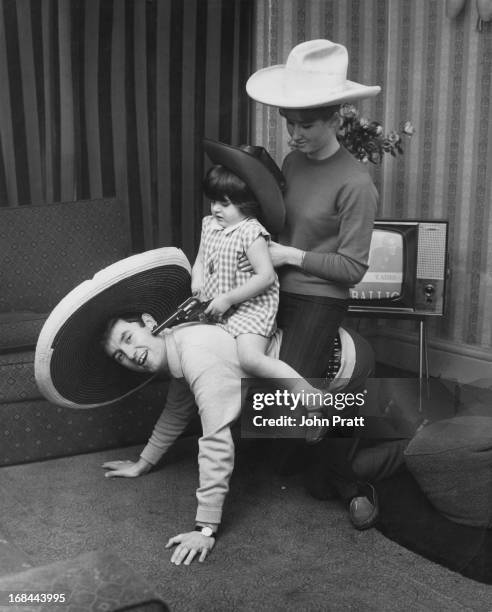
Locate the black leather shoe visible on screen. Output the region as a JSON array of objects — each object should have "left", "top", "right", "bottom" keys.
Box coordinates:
[{"left": 349, "top": 483, "right": 379, "bottom": 530}]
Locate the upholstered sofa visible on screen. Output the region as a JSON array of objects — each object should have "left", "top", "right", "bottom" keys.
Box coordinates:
[{"left": 0, "top": 199, "right": 168, "bottom": 467}]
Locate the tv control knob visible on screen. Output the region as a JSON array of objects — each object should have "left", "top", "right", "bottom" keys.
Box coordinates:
[{"left": 424, "top": 284, "right": 435, "bottom": 303}]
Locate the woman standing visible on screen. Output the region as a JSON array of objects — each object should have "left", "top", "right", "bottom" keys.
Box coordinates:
[
  {"left": 247, "top": 39, "right": 380, "bottom": 427},
  {"left": 246, "top": 39, "right": 381, "bottom": 527}
]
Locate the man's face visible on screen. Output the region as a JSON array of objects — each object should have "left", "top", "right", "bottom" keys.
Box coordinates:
[{"left": 103, "top": 318, "right": 167, "bottom": 374}]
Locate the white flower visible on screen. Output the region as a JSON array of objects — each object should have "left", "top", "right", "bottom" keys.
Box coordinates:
[{"left": 402, "top": 121, "right": 415, "bottom": 136}]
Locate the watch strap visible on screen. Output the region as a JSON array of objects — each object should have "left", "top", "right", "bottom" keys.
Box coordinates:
[{"left": 194, "top": 524, "right": 218, "bottom": 538}]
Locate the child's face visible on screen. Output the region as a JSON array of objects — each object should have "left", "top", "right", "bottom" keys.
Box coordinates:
[{"left": 210, "top": 198, "right": 248, "bottom": 228}]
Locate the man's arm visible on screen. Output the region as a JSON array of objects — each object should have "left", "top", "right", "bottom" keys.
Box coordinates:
[
  {"left": 165, "top": 329, "right": 243, "bottom": 564},
  {"left": 140, "top": 378, "right": 197, "bottom": 465},
  {"left": 102, "top": 378, "right": 197, "bottom": 477},
  {"left": 191, "top": 365, "right": 242, "bottom": 525}
]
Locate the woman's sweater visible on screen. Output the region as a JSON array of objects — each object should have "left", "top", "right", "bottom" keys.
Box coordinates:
[{"left": 279, "top": 146, "right": 378, "bottom": 299}]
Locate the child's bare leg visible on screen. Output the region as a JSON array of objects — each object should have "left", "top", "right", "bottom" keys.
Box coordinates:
[
  {"left": 236, "top": 334, "right": 321, "bottom": 397},
  {"left": 236, "top": 334, "right": 327, "bottom": 444}
]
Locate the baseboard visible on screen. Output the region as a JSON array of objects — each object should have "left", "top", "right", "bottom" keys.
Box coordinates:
[{"left": 368, "top": 327, "right": 492, "bottom": 384}]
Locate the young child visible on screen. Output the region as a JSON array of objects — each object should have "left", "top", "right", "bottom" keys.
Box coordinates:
[{"left": 193, "top": 142, "right": 326, "bottom": 443}]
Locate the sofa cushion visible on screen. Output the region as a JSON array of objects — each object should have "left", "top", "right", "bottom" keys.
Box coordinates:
[
  {"left": 404, "top": 416, "right": 492, "bottom": 527},
  {"left": 0, "top": 198, "right": 129, "bottom": 313},
  {"left": 0, "top": 350, "right": 39, "bottom": 403},
  {"left": 0, "top": 312, "right": 47, "bottom": 352},
  {"left": 0, "top": 382, "right": 171, "bottom": 466}
]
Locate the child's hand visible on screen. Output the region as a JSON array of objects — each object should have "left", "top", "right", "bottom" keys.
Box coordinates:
[
  {"left": 205, "top": 295, "right": 233, "bottom": 317},
  {"left": 191, "top": 281, "right": 203, "bottom": 297}
]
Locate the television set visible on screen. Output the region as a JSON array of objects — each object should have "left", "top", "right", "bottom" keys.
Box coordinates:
[{"left": 348, "top": 220, "right": 448, "bottom": 317}]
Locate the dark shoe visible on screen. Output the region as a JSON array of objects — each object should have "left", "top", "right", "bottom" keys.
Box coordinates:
[{"left": 349, "top": 483, "right": 379, "bottom": 530}]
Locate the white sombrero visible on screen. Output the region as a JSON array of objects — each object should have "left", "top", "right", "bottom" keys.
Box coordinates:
[
  {"left": 246, "top": 39, "right": 381, "bottom": 109},
  {"left": 35, "top": 247, "right": 191, "bottom": 409}
]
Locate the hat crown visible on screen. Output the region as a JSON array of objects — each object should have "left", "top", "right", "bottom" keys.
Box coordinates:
[
  {"left": 239, "top": 144, "right": 286, "bottom": 191},
  {"left": 246, "top": 38, "right": 380, "bottom": 109},
  {"left": 285, "top": 39, "right": 348, "bottom": 77}
]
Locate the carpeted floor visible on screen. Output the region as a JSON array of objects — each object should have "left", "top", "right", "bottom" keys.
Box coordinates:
[{"left": 0, "top": 437, "right": 491, "bottom": 611}]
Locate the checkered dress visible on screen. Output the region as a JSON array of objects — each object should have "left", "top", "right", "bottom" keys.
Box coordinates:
[{"left": 200, "top": 215, "right": 279, "bottom": 338}]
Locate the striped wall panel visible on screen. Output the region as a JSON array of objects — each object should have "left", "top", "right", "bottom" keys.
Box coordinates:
[
  {"left": 251, "top": 0, "right": 492, "bottom": 354},
  {"left": 0, "top": 0, "right": 253, "bottom": 261}
]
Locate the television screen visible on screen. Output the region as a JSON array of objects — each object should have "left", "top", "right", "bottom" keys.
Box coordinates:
[{"left": 350, "top": 230, "right": 404, "bottom": 300}]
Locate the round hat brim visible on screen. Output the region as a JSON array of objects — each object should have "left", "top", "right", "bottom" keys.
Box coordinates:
[
  {"left": 35, "top": 247, "right": 191, "bottom": 409},
  {"left": 246, "top": 65, "right": 381, "bottom": 108},
  {"left": 203, "top": 139, "right": 285, "bottom": 234}
]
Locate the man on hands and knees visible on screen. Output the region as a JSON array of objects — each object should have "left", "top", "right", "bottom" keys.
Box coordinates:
[
  {"left": 34, "top": 249, "right": 235, "bottom": 567},
  {"left": 101, "top": 312, "right": 246, "bottom": 565},
  {"left": 101, "top": 310, "right": 381, "bottom": 543}
]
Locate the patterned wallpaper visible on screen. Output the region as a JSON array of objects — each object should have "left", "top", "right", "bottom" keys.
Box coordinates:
[{"left": 251, "top": 0, "right": 492, "bottom": 355}]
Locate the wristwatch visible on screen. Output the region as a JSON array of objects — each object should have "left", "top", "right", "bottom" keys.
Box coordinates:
[{"left": 194, "top": 525, "right": 217, "bottom": 538}]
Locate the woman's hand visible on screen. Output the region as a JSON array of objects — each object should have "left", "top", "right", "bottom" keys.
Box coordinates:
[
  {"left": 268, "top": 241, "right": 289, "bottom": 267},
  {"left": 237, "top": 253, "right": 253, "bottom": 273},
  {"left": 237, "top": 242, "right": 305, "bottom": 271},
  {"left": 101, "top": 458, "right": 152, "bottom": 478},
  {"left": 205, "top": 294, "right": 233, "bottom": 317},
  {"left": 269, "top": 241, "right": 305, "bottom": 268}
]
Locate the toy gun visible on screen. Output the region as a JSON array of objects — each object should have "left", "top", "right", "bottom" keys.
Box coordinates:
[{"left": 152, "top": 296, "right": 211, "bottom": 336}]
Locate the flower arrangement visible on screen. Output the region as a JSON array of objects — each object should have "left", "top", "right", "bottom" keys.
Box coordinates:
[{"left": 337, "top": 103, "right": 414, "bottom": 164}]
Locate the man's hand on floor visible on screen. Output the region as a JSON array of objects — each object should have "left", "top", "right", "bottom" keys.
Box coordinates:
[
  {"left": 165, "top": 531, "right": 215, "bottom": 565},
  {"left": 101, "top": 458, "right": 152, "bottom": 478}
]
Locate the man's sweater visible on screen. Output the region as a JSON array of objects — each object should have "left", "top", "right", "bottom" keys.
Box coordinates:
[
  {"left": 279, "top": 146, "right": 378, "bottom": 298},
  {"left": 140, "top": 323, "right": 281, "bottom": 525},
  {"left": 138, "top": 322, "right": 358, "bottom": 526}
]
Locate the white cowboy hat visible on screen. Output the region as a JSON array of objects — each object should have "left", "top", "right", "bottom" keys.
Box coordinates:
[{"left": 246, "top": 39, "right": 381, "bottom": 109}]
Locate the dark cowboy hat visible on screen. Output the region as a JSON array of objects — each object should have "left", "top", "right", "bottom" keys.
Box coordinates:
[
  {"left": 203, "top": 139, "right": 285, "bottom": 234},
  {"left": 35, "top": 248, "right": 191, "bottom": 409}
]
